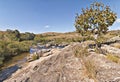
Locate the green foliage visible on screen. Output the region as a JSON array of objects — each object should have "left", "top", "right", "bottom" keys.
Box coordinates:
[
  {"left": 20, "top": 32, "right": 35, "bottom": 41},
  {"left": 0, "top": 56, "right": 4, "bottom": 65},
  {"left": 0, "top": 40, "right": 33, "bottom": 66},
  {"left": 32, "top": 55, "right": 39, "bottom": 60},
  {"left": 75, "top": 2, "right": 117, "bottom": 35},
  {"left": 6, "top": 29, "right": 20, "bottom": 41},
  {"left": 5, "top": 42, "right": 17, "bottom": 56},
  {"left": 18, "top": 41, "right": 33, "bottom": 52}
]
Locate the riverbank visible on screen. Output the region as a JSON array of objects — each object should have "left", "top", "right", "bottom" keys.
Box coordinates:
[
  {"left": 0, "top": 53, "right": 29, "bottom": 81},
  {"left": 0, "top": 53, "right": 29, "bottom": 71},
  {"left": 4, "top": 41, "right": 120, "bottom": 82}
]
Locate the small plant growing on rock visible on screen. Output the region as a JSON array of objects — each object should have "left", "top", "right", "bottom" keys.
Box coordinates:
[
  {"left": 73, "top": 45, "right": 89, "bottom": 58},
  {"left": 84, "top": 60, "right": 97, "bottom": 81},
  {"left": 73, "top": 45, "right": 98, "bottom": 81},
  {"left": 32, "top": 55, "right": 39, "bottom": 60}
]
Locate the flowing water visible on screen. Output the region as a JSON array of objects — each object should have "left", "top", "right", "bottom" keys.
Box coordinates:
[{"left": 1, "top": 52, "right": 29, "bottom": 70}]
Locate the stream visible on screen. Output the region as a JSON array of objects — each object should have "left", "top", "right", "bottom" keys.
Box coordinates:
[
  {"left": 0, "top": 44, "right": 68, "bottom": 81},
  {"left": 0, "top": 53, "right": 29, "bottom": 82}
]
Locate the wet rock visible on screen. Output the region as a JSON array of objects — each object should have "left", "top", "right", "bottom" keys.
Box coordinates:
[
  {"left": 0, "top": 65, "right": 19, "bottom": 82},
  {"left": 45, "top": 43, "right": 52, "bottom": 48}
]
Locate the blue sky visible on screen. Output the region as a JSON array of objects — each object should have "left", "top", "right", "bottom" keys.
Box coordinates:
[{"left": 0, "top": 0, "right": 120, "bottom": 33}]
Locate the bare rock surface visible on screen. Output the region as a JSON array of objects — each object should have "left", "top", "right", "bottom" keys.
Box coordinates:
[
  {"left": 106, "top": 35, "right": 120, "bottom": 43},
  {"left": 4, "top": 44, "right": 93, "bottom": 82},
  {"left": 101, "top": 45, "right": 120, "bottom": 57},
  {"left": 88, "top": 52, "right": 120, "bottom": 82},
  {"left": 4, "top": 42, "right": 120, "bottom": 82}
]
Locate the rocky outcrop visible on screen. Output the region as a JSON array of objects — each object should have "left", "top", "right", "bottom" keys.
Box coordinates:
[
  {"left": 87, "top": 52, "right": 120, "bottom": 82},
  {"left": 4, "top": 42, "right": 120, "bottom": 82},
  {"left": 27, "top": 43, "right": 68, "bottom": 62},
  {"left": 101, "top": 45, "right": 120, "bottom": 57},
  {"left": 4, "top": 43, "right": 93, "bottom": 82},
  {"left": 107, "top": 36, "right": 120, "bottom": 42}
]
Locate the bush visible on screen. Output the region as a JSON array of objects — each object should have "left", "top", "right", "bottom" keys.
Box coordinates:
[
  {"left": 32, "top": 55, "right": 39, "bottom": 60},
  {"left": 18, "top": 41, "right": 33, "bottom": 52},
  {"left": 20, "top": 32, "right": 35, "bottom": 41},
  {"left": 0, "top": 57, "right": 4, "bottom": 65}
]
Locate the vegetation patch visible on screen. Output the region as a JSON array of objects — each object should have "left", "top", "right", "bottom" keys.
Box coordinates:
[
  {"left": 73, "top": 44, "right": 97, "bottom": 81},
  {"left": 111, "top": 43, "right": 120, "bottom": 49},
  {"left": 84, "top": 60, "right": 97, "bottom": 80},
  {"left": 31, "top": 55, "right": 39, "bottom": 61},
  {"left": 73, "top": 45, "right": 89, "bottom": 58},
  {"left": 107, "top": 54, "right": 120, "bottom": 63}
]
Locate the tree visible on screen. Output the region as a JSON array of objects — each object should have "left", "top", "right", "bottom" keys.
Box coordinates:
[
  {"left": 6, "top": 29, "right": 20, "bottom": 41},
  {"left": 75, "top": 2, "right": 117, "bottom": 35},
  {"left": 14, "top": 30, "right": 20, "bottom": 38},
  {"left": 20, "top": 32, "right": 35, "bottom": 41},
  {"left": 75, "top": 2, "right": 117, "bottom": 53}
]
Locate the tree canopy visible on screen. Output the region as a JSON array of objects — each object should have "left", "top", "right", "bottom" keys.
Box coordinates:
[{"left": 75, "top": 2, "right": 117, "bottom": 35}]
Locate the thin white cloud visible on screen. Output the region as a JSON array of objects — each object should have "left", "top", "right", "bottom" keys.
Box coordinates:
[
  {"left": 116, "top": 18, "right": 120, "bottom": 23},
  {"left": 44, "top": 25, "right": 50, "bottom": 28}
]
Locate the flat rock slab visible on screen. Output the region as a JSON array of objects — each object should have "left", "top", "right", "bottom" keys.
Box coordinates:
[
  {"left": 101, "top": 45, "right": 120, "bottom": 57},
  {"left": 4, "top": 44, "right": 92, "bottom": 82},
  {"left": 88, "top": 52, "right": 120, "bottom": 82},
  {"left": 4, "top": 42, "right": 120, "bottom": 82}
]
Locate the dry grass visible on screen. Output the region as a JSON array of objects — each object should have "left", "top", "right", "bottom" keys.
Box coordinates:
[
  {"left": 84, "top": 60, "right": 97, "bottom": 80},
  {"left": 35, "top": 30, "right": 120, "bottom": 44},
  {"left": 73, "top": 45, "right": 89, "bottom": 58},
  {"left": 111, "top": 43, "right": 120, "bottom": 49},
  {"left": 73, "top": 44, "right": 98, "bottom": 81},
  {"left": 107, "top": 54, "right": 120, "bottom": 63},
  {"left": 114, "top": 45, "right": 120, "bottom": 49}
]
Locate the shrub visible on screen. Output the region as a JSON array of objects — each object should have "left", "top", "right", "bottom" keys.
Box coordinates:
[
  {"left": 32, "top": 55, "right": 39, "bottom": 60},
  {"left": 0, "top": 57, "right": 4, "bottom": 65}
]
